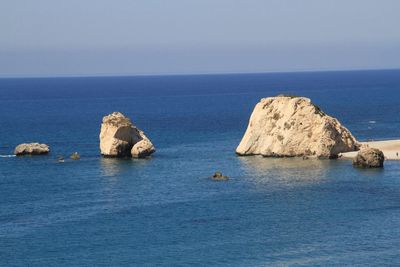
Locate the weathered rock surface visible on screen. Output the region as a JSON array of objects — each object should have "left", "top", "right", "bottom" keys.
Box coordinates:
[
  {"left": 99, "top": 112, "right": 155, "bottom": 158},
  {"left": 236, "top": 96, "right": 359, "bottom": 158},
  {"left": 353, "top": 147, "right": 384, "bottom": 168},
  {"left": 131, "top": 133, "right": 155, "bottom": 158},
  {"left": 14, "top": 143, "right": 50, "bottom": 156}
]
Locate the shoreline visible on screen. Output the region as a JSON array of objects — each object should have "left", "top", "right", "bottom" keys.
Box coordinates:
[{"left": 339, "top": 139, "right": 400, "bottom": 160}]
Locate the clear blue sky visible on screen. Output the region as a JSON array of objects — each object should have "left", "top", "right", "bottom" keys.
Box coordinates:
[{"left": 1, "top": 0, "right": 399, "bottom": 77}]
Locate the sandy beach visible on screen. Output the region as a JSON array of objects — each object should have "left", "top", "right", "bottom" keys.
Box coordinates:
[{"left": 339, "top": 140, "right": 400, "bottom": 160}]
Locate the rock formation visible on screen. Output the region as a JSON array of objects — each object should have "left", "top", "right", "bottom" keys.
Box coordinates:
[
  {"left": 353, "top": 148, "right": 384, "bottom": 168},
  {"left": 236, "top": 96, "right": 359, "bottom": 158},
  {"left": 14, "top": 143, "right": 50, "bottom": 156},
  {"left": 211, "top": 171, "right": 229, "bottom": 181},
  {"left": 70, "top": 152, "right": 80, "bottom": 160},
  {"left": 99, "top": 112, "right": 155, "bottom": 158},
  {"left": 131, "top": 133, "right": 156, "bottom": 158}
]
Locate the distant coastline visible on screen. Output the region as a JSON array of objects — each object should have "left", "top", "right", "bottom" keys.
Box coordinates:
[
  {"left": 340, "top": 140, "right": 400, "bottom": 161},
  {"left": 1, "top": 67, "right": 400, "bottom": 80}
]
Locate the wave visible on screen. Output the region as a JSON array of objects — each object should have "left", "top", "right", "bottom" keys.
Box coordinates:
[{"left": 0, "top": 155, "right": 16, "bottom": 158}]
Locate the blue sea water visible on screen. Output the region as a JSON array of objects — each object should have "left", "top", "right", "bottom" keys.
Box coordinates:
[{"left": 0, "top": 70, "right": 400, "bottom": 266}]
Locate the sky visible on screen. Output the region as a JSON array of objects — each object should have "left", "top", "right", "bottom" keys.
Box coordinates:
[{"left": 0, "top": 0, "right": 400, "bottom": 77}]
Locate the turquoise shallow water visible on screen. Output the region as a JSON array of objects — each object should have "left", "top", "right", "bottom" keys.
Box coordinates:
[{"left": 1, "top": 70, "right": 400, "bottom": 266}]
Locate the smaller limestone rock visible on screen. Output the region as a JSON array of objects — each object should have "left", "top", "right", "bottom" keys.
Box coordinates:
[
  {"left": 14, "top": 143, "right": 50, "bottom": 156},
  {"left": 353, "top": 148, "right": 384, "bottom": 168},
  {"left": 70, "top": 152, "right": 80, "bottom": 160},
  {"left": 131, "top": 135, "right": 155, "bottom": 158},
  {"left": 99, "top": 112, "right": 137, "bottom": 157},
  {"left": 211, "top": 171, "right": 229, "bottom": 181},
  {"left": 99, "top": 112, "right": 155, "bottom": 158}
]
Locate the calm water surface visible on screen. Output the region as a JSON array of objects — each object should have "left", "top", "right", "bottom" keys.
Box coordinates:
[{"left": 0, "top": 70, "right": 400, "bottom": 266}]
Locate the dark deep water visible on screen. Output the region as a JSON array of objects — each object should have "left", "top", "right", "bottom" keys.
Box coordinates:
[{"left": 0, "top": 70, "right": 400, "bottom": 266}]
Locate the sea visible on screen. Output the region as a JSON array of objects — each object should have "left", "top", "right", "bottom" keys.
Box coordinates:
[{"left": 0, "top": 69, "right": 400, "bottom": 266}]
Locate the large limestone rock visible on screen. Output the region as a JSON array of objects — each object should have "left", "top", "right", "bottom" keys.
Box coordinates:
[
  {"left": 99, "top": 112, "right": 155, "bottom": 158},
  {"left": 14, "top": 143, "right": 50, "bottom": 156},
  {"left": 353, "top": 148, "right": 384, "bottom": 168},
  {"left": 236, "top": 96, "right": 359, "bottom": 158}
]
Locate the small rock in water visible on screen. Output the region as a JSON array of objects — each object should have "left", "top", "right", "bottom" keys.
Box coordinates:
[
  {"left": 70, "top": 152, "right": 80, "bottom": 160},
  {"left": 14, "top": 143, "right": 50, "bottom": 156},
  {"left": 58, "top": 156, "right": 65, "bottom": 163},
  {"left": 211, "top": 171, "right": 229, "bottom": 181},
  {"left": 353, "top": 148, "right": 384, "bottom": 168},
  {"left": 131, "top": 138, "right": 155, "bottom": 158}
]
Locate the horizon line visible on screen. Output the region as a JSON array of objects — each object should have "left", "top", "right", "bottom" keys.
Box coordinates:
[{"left": 0, "top": 67, "right": 399, "bottom": 79}]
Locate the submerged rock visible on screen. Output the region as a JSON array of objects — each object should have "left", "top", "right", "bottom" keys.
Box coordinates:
[
  {"left": 211, "top": 171, "right": 229, "bottom": 181},
  {"left": 99, "top": 112, "right": 155, "bottom": 158},
  {"left": 353, "top": 148, "right": 384, "bottom": 168},
  {"left": 14, "top": 143, "right": 50, "bottom": 156},
  {"left": 70, "top": 152, "right": 80, "bottom": 160},
  {"left": 236, "top": 96, "right": 359, "bottom": 159}
]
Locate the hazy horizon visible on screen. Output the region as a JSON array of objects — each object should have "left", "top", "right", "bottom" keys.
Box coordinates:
[
  {"left": 1, "top": 0, "right": 400, "bottom": 77},
  {"left": 1, "top": 67, "right": 400, "bottom": 80}
]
